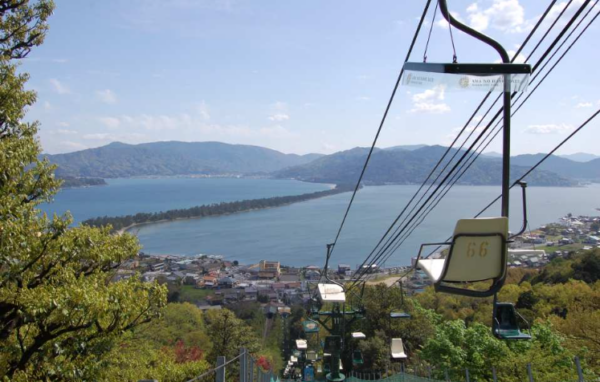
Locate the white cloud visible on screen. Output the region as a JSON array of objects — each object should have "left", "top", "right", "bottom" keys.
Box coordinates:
[
  {"left": 196, "top": 101, "right": 210, "bottom": 120},
  {"left": 83, "top": 133, "right": 110, "bottom": 140},
  {"left": 410, "top": 86, "right": 451, "bottom": 114},
  {"left": 267, "top": 101, "right": 290, "bottom": 121},
  {"left": 525, "top": 123, "right": 573, "bottom": 134},
  {"left": 495, "top": 50, "right": 526, "bottom": 64},
  {"left": 57, "top": 122, "right": 70, "bottom": 127},
  {"left": 49, "top": 78, "right": 70, "bottom": 95},
  {"left": 99, "top": 117, "right": 121, "bottom": 129},
  {"left": 83, "top": 132, "right": 146, "bottom": 142},
  {"left": 268, "top": 113, "right": 290, "bottom": 122},
  {"left": 575, "top": 102, "right": 592, "bottom": 108},
  {"left": 356, "top": 96, "right": 370, "bottom": 101},
  {"left": 55, "top": 129, "right": 78, "bottom": 135},
  {"left": 43, "top": 101, "right": 52, "bottom": 111},
  {"left": 258, "top": 125, "right": 296, "bottom": 139},
  {"left": 436, "top": 12, "right": 463, "bottom": 29},
  {"left": 464, "top": 0, "right": 527, "bottom": 33},
  {"left": 61, "top": 141, "right": 87, "bottom": 151},
  {"left": 412, "top": 87, "right": 445, "bottom": 102},
  {"left": 411, "top": 103, "right": 452, "bottom": 114},
  {"left": 96, "top": 89, "right": 117, "bottom": 104},
  {"left": 321, "top": 142, "right": 336, "bottom": 152}
]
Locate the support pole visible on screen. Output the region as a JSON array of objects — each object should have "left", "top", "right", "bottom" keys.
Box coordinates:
[
  {"left": 465, "top": 368, "right": 470, "bottom": 382},
  {"left": 527, "top": 363, "right": 534, "bottom": 382},
  {"left": 444, "top": 369, "right": 449, "bottom": 382},
  {"left": 438, "top": 0, "right": 512, "bottom": 219},
  {"left": 575, "top": 357, "right": 584, "bottom": 382},
  {"left": 492, "top": 366, "right": 498, "bottom": 382},
  {"left": 216, "top": 356, "right": 226, "bottom": 382},
  {"left": 240, "top": 348, "right": 247, "bottom": 382}
]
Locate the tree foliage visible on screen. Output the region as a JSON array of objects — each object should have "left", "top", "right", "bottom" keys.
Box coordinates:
[{"left": 0, "top": 2, "right": 167, "bottom": 380}]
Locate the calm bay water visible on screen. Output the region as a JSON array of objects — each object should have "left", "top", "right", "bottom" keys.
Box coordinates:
[
  {"left": 42, "top": 178, "right": 331, "bottom": 223},
  {"left": 42, "top": 178, "right": 600, "bottom": 267}
]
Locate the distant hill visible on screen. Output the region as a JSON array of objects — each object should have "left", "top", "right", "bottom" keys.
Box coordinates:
[
  {"left": 511, "top": 154, "right": 600, "bottom": 181},
  {"left": 482, "top": 151, "right": 502, "bottom": 159},
  {"left": 384, "top": 144, "right": 428, "bottom": 152},
  {"left": 46, "top": 141, "right": 600, "bottom": 185},
  {"left": 274, "top": 145, "right": 578, "bottom": 186},
  {"left": 46, "top": 141, "right": 323, "bottom": 178},
  {"left": 558, "top": 152, "right": 600, "bottom": 163}
]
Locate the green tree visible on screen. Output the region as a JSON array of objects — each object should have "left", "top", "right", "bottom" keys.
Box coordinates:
[
  {"left": 204, "top": 309, "right": 261, "bottom": 362},
  {"left": 0, "top": 2, "right": 166, "bottom": 380}
]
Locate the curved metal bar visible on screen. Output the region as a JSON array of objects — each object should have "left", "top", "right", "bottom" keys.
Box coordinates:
[
  {"left": 437, "top": 0, "right": 509, "bottom": 63},
  {"left": 438, "top": 0, "right": 512, "bottom": 220},
  {"left": 509, "top": 181, "right": 529, "bottom": 239}
]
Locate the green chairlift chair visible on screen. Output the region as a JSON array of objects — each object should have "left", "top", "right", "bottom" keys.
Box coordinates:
[
  {"left": 351, "top": 332, "right": 366, "bottom": 367},
  {"left": 493, "top": 302, "right": 532, "bottom": 340},
  {"left": 390, "top": 282, "right": 411, "bottom": 319}
]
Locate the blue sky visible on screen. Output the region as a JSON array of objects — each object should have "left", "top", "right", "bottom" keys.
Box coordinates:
[{"left": 21, "top": 0, "right": 600, "bottom": 155}]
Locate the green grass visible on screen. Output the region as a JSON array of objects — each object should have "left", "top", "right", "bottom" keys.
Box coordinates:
[{"left": 178, "top": 285, "right": 214, "bottom": 303}]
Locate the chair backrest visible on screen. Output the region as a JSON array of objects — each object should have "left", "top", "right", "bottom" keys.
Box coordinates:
[
  {"left": 443, "top": 217, "right": 508, "bottom": 282},
  {"left": 391, "top": 338, "right": 404, "bottom": 353},
  {"left": 495, "top": 303, "right": 518, "bottom": 329}
]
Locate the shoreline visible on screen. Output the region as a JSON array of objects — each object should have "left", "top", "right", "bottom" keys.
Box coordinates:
[
  {"left": 96, "top": 184, "right": 353, "bottom": 235},
  {"left": 117, "top": 200, "right": 322, "bottom": 235}
]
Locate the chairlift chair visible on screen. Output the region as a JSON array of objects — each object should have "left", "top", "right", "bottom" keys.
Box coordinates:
[
  {"left": 416, "top": 182, "right": 529, "bottom": 298},
  {"left": 390, "top": 282, "right": 411, "bottom": 319},
  {"left": 317, "top": 283, "right": 346, "bottom": 303},
  {"left": 351, "top": 332, "right": 366, "bottom": 367},
  {"left": 493, "top": 302, "right": 532, "bottom": 340},
  {"left": 352, "top": 350, "right": 364, "bottom": 366},
  {"left": 417, "top": 217, "right": 509, "bottom": 297},
  {"left": 390, "top": 338, "right": 407, "bottom": 360},
  {"left": 296, "top": 339, "right": 308, "bottom": 350}
]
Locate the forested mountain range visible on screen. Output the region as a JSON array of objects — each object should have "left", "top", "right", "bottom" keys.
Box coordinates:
[
  {"left": 45, "top": 141, "right": 323, "bottom": 178},
  {"left": 45, "top": 142, "right": 600, "bottom": 186},
  {"left": 274, "top": 145, "right": 585, "bottom": 186}
]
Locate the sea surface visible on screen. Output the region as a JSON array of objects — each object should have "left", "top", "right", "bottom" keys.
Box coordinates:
[
  {"left": 42, "top": 177, "right": 331, "bottom": 223},
  {"left": 42, "top": 178, "right": 600, "bottom": 267}
]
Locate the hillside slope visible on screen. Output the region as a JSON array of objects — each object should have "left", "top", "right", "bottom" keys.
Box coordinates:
[
  {"left": 46, "top": 141, "right": 323, "bottom": 178},
  {"left": 275, "top": 145, "right": 576, "bottom": 186}
]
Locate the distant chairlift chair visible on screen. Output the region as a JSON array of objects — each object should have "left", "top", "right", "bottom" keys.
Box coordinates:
[
  {"left": 390, "top": 338, "right": 407, "bottom": 360},
  {"left": 351, "top": 332, "right": 366, "bottom": 367},
  {"left": 390, "top": 282, "right": 411, "bottom": 319},
  {"left": 493, "top": 302, "right": 532, "bottom": 340}
]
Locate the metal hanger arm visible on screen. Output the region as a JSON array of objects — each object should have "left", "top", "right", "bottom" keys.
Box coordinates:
[{"left": 438, "top": 0, "right": 510, "bottom": 63}]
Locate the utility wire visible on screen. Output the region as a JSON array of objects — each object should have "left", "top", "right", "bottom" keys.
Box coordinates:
[
  {"left": 324, "top": 0, "right": 432, "bottom": 262},
  {"left": 350, "top": 0, "right": 590, "bottom": 286},
  {"left": 186, "top": 351, "right": 246, "bottom": 382},
  {"left": 349, "top": 0, "right": 559, "bottom": 287},
  {"left": 390, "top": 107, "right": 600, "bottom": 283},
  {"left": 379, "top": 2, "right": 600, "bottom": 266},
  {"left": 423, "top": 0, "right": 439, "bottom": 62},
  {"left": 350, "top": 0, "right": 560, "bottom": 279},
  {"left": 386, "top": 6, "right": 600, "bottom": 267}
]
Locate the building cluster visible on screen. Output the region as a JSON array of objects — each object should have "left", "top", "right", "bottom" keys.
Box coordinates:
[
  {"left": 114, "top": 255, "right": 321, "bottom": 310},
  {"left": 113, "top": 214, "right": 599, "bottom": 306}
]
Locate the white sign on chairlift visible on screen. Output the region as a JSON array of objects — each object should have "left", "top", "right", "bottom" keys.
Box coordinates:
[{"left": 402, "top": 70, "right": 530, "bottom": 92}]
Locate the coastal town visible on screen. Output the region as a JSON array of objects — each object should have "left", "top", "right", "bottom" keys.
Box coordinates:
[{"left": 113, "top": 213, "right": 600, "bottom": 310}]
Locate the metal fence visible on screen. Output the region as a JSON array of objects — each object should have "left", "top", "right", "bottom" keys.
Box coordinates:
[{"left": 138, "top": 350, "right": 596, "bottom": 382}]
